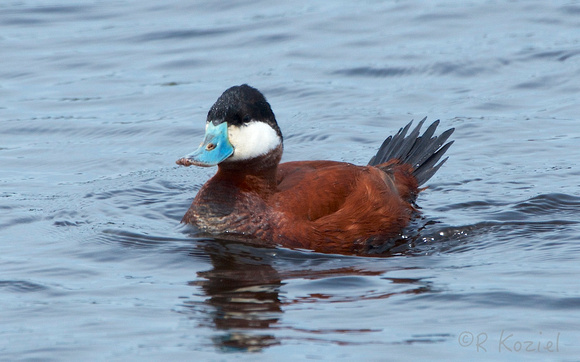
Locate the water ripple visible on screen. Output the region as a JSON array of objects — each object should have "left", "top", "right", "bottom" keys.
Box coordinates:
[
  {"left": 513, "top": 193, "right": 580, "bottom": 215},
  {"left": 0, "top": 280, "right": 49, "bottom": 293},
  {"left": 333, "top": 66, "right": 413, "bottom": 77},
  {"left": 133, "top": 27, "right": 234, "bottom": 42},
  {"left": 414, "top": 291, "right": 580, "bottom": 310},
  {"left": 332, "top": 61, "right": 496, "bottom": 78}
]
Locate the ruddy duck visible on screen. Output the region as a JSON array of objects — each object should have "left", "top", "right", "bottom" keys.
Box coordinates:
[{"left": 177, "top": 84, "right": 454, "bottom": 255}]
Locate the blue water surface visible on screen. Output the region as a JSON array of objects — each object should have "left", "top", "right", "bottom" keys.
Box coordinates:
[{"left": 1, "top": 0, "right": 580, "bottom": 360}]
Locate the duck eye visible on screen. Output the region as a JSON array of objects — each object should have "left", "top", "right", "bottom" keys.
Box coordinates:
[{"left": 242, "top": 115, "right": 251, "bottom": 123}]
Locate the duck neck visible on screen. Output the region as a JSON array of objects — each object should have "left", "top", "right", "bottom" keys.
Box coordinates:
[{"left": 216, "top": 145, "right": 282, "bottom": 194}]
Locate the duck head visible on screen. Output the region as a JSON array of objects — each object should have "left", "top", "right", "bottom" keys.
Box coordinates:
[{"left": 176, "top": 84, "right": 283, "bottom": 169}]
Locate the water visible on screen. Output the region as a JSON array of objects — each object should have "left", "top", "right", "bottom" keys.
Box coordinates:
[{"left": 2, "top": 0, "right": 580, "bottom": 360}]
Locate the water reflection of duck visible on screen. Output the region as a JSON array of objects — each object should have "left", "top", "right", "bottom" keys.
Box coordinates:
[
  {"left": 183, "top": 241, "right": 436, "bottom": 352},
  {"left": 177, "top": 85, "right": 454, "bottom": 255},
  {"left": 190, "top": 245, "right": 283, "bottom": 352}
]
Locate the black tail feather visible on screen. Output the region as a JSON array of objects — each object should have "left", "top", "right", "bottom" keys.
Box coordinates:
[{"left": 368, "top": 119, "right": 454, "bottom": 186}]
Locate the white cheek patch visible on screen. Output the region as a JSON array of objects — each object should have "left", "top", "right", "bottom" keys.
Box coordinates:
[{"left": 227, "top": 121, "right": 281, "bottom": 161}]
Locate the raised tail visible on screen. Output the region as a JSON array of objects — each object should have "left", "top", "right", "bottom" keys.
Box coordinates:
[{"left": 368, "top": 118, "right": 454, "bottom": 186}]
